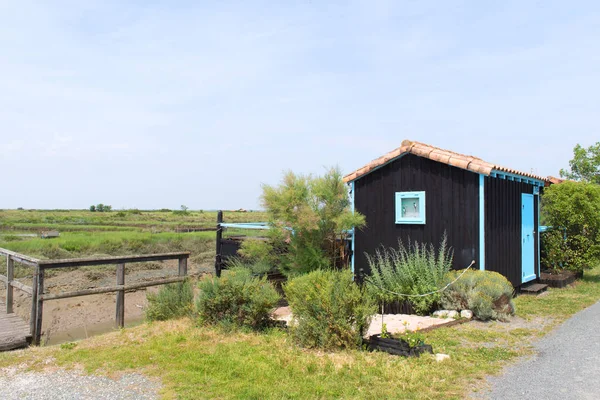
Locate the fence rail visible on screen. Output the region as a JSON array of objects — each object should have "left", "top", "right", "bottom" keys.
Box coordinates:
[{"left": 0, "top": 247, "right": 190, "bottom": 346}]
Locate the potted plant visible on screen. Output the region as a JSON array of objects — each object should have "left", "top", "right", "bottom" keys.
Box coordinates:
[{"left": 367, "top": 324, "right": 433, "bottom": 357}]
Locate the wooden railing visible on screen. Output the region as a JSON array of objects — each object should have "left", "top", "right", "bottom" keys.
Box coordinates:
[{"left": 0, "top": 248, "right": 190, "bottom": 346}]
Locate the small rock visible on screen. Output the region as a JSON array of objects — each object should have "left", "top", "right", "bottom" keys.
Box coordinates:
[
  {"left": 447, "top": 310, "right": 459, "bottom": 319},
  {"left": 435, "top": 353, "right": 450, "bottom": 362},
  {"left": 460, "top": 310, "right": 473, "bottom": 319},
  {"left": 433, "top": 310, "right": 449, "bottom": 318}
]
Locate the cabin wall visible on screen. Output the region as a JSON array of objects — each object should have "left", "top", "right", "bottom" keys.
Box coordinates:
[
  {"left": 484, "top": 177, "right": 538, "bottom": 287},
  {"left": 353, "top": 154, "right": 480, "bottom": 278}
]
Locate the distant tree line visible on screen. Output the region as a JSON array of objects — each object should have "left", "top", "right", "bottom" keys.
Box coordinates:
[{"left": 90, "top": 204, "right": 112, "bottom": 212}]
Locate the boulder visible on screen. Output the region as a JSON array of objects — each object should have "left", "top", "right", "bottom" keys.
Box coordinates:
[
  {"left": 460, "top": 310, "right": 473, "bottom": 319},
  {"left": 447, "top": 310, "right": 459, "bottom": 319},
  {"left": 435, "top": 353, "right": 450, "bottom": 362}
]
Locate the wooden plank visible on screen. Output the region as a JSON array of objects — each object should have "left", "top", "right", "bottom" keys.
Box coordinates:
[
  {"left": 0, "top": 275, "right": 33, "bottom": 295},
  {"left": 178, "top": 257, "right": 187, "bottom": 276},
  {"left": 0, "top": 300, "right": 31, "bottom": 352},
  {"left": 215, "top": 211, "right": 223, "bottom": 277},
  {"left": 40, "top": 276, "right": 187, "bottom": 301},
  {"left": 30, "top": 273, "right": 38, "bottom": 337},
  {"left": 6, "top": 256, "right": 13, "bottom": 314},
  {"left": 115, "top": 264, "right": 125, "bottom": 329},
  {"left": 0, "top": 248, "right": 40, "bottom": 266},
  {"left": 34, "top": 268, "right": 44, "bottom": 346},
  {"left": 38, "top": 252, "right": 190, "bottom": 269}
]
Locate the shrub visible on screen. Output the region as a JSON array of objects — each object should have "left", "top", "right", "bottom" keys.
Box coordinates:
[
  {"left": 240, "top": 167, "right": 366, "bottom": 277},
  {"left": 226, "top": 257, "right": 274, "bottom": 276},
  {"left": 365, "top": 235, "right": 453, "bottom": 315},
  {"left": 440, "top": 270, "right": 515, "bottom": 321},
  {"left": 540, "top": 229, "right": 569, "bottom": 272},
  {"left": 196, "top": 268, "right": 279, "bottom": 329},
  {"left": 146, "top": 280, "right": 194, "bottom": 321},
  {"left": 284, "top": 269, "right": 376, "bottom": 350},
  {"left": 541, "top": 181, "right": 600, "bottom": 272}
]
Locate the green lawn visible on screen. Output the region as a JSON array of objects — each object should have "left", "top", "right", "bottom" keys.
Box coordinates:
[{"left": 2, "top": 264, "right": 599, "bottom": 399}]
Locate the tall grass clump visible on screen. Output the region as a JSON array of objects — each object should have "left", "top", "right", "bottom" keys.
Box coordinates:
[
  {"left": 365, "top": 235, "right": 453, "bottom": 315},
  {"left": 145, "top": 280, "right": 194, "bottom": 321},
  {"left": 284, "top": 269, "right": 376, "bottom": 350},
  {"left": 196, "top": 268, "right": 280, "bottom": 330}
]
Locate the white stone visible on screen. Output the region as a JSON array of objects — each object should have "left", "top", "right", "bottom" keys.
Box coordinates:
[
  {"left": 460, "top": 310, "right": 473, "bottom": 319},
  {"left": 435, "top": 353, "right": 450, "bottom": 362},
  {"left": 447, "top": 310, "right": 459, "bottom": 319},
  {"left": 432, "top": 310, "right": 449, "bottom": 318}
]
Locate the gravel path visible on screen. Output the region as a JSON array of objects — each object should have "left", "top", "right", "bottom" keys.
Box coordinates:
[
  {"left": 483, "top": 299, "right": 600, "bottom": 399},
  {"left": 0, "top": 369, "right": 160, "bottom": 400}
]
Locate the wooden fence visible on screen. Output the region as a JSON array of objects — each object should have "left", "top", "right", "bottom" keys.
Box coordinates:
[{"left": 0, "top": 247, "right": 189, "bottom": 346}]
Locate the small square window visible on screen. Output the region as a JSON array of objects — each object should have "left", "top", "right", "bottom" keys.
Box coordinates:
[{"left": 395, "top": 191, "right": 426, "bottom": 224}]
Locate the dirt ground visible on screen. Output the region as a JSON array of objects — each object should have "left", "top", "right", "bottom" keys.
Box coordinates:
[{"left": 0, "top": 259, "right": 209, "bottom": 345}]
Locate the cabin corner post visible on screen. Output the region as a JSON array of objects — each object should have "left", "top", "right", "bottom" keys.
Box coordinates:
[
  {"left": 479, "top": 174, "right": 485, "bottom": 271},
  {"left": 6, "top": 255, "right": 14, "bottom": 314},
  {"left": 350, "top": 181, "right": 356, "bottom": 278},
  {"left": 34, "top": 265, "right": 45, "bottom": 346},
  {"left": 116, "top": 263, "right": 125, "bottom": 329},
  {"left": 215, "top": 211, "right": 223, "bottom": 277}
]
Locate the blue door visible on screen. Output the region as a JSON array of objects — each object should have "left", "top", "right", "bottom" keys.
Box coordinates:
[{"left": 521, "top": 194, "right": 536, "bottom": 283}]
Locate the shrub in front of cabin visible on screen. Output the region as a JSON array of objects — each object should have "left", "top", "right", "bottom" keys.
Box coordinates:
[
  {"left": 284, "top": 269, "right": 376, "bottom": 350},
  {"left": 196, "top": 268, "right": 280, "bottom": 330},
  {"left": 440, "top": 270, "right": 515, "bottom": 321},
  {"left": 146, "top": 280, "right": 194, "bottom": 321},
  {"left": 365, "top": 235, "right": 453, "bottom": 315}
]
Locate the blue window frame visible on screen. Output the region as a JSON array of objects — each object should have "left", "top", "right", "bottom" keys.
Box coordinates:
[{"left": 395, "top": 191, "right": 426, "bottom": 224}]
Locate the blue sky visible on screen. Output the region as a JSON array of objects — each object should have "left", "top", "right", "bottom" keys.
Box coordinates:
[{"left": 1, "top": 1, "right": 599, "bottom": 210}]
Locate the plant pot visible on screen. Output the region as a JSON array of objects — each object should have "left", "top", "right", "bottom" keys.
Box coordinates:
[{"left": 366, "top": 334, "right": 433, "bottom": 357}]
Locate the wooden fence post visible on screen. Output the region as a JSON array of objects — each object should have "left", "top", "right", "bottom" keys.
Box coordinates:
[
  {"left": 178, "top": 257, "right": 187, "bottom": 277},
  {"left": 6, "top": 256, "right": 13, "bottom": 314},
  {"left": 30, "top": 272, "right": 38, "bottom": 339},
  {"left": 34, "top": 266, "right": 44, "bottom": 346},
  {"left": 215, "top": 211, "right": 223, "bottom": 277},
  {"left": 116, "top": 263, "right": 125, "bottom": 329}
]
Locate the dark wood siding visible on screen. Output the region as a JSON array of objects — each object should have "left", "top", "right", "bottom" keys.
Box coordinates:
[
  {"left": 484, "top": 177, "right": 538, "bottom": 287},
  {"left": 353, "top": 154, "right": 479, "bottom": 278}
]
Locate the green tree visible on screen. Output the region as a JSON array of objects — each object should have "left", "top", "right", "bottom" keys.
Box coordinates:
[
  {"left": 240, "top": 167, "right": 366, "bottom": 276},
  {"left": 89, "top": 205, "right": 96, "bottom": 212},
  {"left": 560, "top": 142, "right": 600, "bottom": 184},
  {"left": 96, "top": 204, "right": 104, "bottom": 212},
  {"left": 541, "top": 181, "right": 600, "bottom": 271}
]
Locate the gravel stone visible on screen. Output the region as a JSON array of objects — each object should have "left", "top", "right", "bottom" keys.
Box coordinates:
[
  {"left": 482, "top": 299, "right": 600, "bottom": 399},
  {"left": 0, "top": 369, "right": 160, "bottom": 400}
]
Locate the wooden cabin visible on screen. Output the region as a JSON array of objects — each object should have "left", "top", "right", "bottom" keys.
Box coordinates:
[{"left": 344, "top": 140, "right": 549, "bottom": 288}]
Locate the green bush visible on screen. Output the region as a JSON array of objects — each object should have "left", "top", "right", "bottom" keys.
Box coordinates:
[
  {"left": 146, "top": 280, "right": 194, "bottom": 321},
  {"left": 440, "top": 270, "right": 515, "bottom": 321},
  {"left": 225, "top": 257, "right": 274, "bottom": 276},
  {"left": 542, "top": 181, "right": 600, "bottom": 272},
  {"left": 365, "top": 236, "right": 453, "bottom": 315},
  {"left": 284, "top": 269, "right": 376, "bottom": 350},
  {"left": 196, "top": 268, "right": 280, "bottom": 329}
]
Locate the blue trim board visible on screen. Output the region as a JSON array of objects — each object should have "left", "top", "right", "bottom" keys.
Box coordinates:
[
  {"left": 479, "top": 174, "right": 485, "bottom": 271},
  {"left": 350, "top": 181, "right": 356, "bottom": 276},
  {"left": 490, "top": 170, "right": 545, "bottom": 186},
  {"left": 219, "top": 223, "right": 270, "bottom": 230}
]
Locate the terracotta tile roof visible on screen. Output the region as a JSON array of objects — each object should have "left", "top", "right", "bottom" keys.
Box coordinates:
[
  {"left": 343, "top": 140, "right": 549, "bottom": 183},
  {"left": 547, "top": 176, "right": 566, "bottom": 185}
]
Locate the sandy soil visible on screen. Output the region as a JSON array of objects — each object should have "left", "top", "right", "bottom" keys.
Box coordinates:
[{"left": 273, "top": 307, "right": 457, "bottom": 336}]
